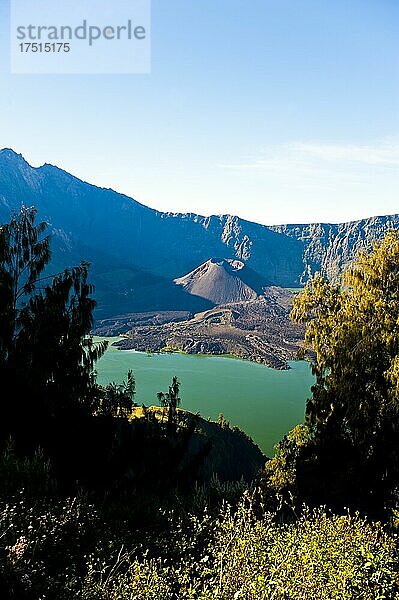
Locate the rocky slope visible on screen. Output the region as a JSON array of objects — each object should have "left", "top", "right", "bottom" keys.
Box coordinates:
[
  {"left": 174, "top": 258, "right": 270, "bottom": 304},
  {"left": 102, "top": 288, "right": 305, "bottom": 369},
  {"left": 271, "top": 217, "right": 399, "bottom": 283}
]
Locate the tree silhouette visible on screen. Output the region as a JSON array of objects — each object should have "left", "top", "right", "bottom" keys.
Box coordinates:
[
  {"left": 0, "top": 205, "right": 50, "bottom": 365},
  {"left": 157, "top": 376, "right": 181, "bottom": 429},
  {"left": 0, "top": 206, "right": 107, "bottom": 425},
  {"left": 99, "top": 369, "right": 136, "bottom": 417}
]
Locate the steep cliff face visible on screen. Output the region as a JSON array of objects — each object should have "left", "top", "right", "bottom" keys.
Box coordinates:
[
  {"left": 272, "top": 215, "right": 399, "bottom": 282},
  {"left": 1, "top": 148, "right": 398, "bottom": 314}
]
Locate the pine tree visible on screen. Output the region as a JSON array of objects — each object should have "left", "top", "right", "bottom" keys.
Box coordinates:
[
  {"left": 0, "top": 206, "right": 107, "bottom": 424},
  {"left": 157, "top": 376, "right": 181, "bottom": 429},
  {"left": 99, "top": 370, "right": 136, "bottom": 417}
]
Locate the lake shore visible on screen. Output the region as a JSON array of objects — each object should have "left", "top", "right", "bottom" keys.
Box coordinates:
[{"left": 93, "top": 297, "right": 305, "bottom": 370}]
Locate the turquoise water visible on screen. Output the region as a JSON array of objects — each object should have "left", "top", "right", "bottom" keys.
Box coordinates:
[{"left": 94, "top": 338, "right": 314, "bottom": 456}]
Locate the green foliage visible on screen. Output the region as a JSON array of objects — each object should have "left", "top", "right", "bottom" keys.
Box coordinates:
[
  {"left": 265, "top": 231, "right": 399, "bottom": 512},
  {"left": 293, "top": 231, "right": 399, "bottom": 445},
  {"left": 4, "top": 496, "right": 391, "bottom": 600},
  {"left": 263, "top": 424, "right": 311, "bottom": 498}
]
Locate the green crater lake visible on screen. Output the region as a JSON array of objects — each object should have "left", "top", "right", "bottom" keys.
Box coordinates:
[{"left": 95, "top": 338, "right": 314, "bottom": 456}]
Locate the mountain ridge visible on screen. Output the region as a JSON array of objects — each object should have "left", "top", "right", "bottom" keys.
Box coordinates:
[
  {"left": 2, "top": 148, "right": 394, "bottom": 228},
  {"left": 1, "top": 148, "right": 398, "bottom": 315}
]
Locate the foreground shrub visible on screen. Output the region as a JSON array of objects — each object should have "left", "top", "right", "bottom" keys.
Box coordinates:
[
  {"left": 81, "top": 499, "right": 399, "bottom": 600},
  {"left": 1, "top": 491, "right": 398, "bottom": 599},
  {"left": 0, "top": 495, "right": 101, "bottom": 598}
]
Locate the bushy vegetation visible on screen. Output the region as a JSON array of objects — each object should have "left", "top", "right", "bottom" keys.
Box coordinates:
[{"left": 1, "top": 490, "right": 398, "bottom": 599}]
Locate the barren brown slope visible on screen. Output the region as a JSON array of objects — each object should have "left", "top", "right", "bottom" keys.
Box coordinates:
[
  {"left": 174, "top": 258, "right": 269, "bottom": 305},
  {"left": 108, "top": 288, "right": 305, "bottom": 369}
]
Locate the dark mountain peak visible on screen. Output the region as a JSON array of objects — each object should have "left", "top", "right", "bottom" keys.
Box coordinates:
[
  {"left": 0, "top": 148, "right": 29, "bottom": 164},
  {"left": 38, "top": 162, "right": 59, "bottom": 171}
]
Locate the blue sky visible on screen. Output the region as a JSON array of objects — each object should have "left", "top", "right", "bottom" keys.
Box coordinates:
[{"left": 0, "top": 0, "right": 398, "bottom": 225}]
